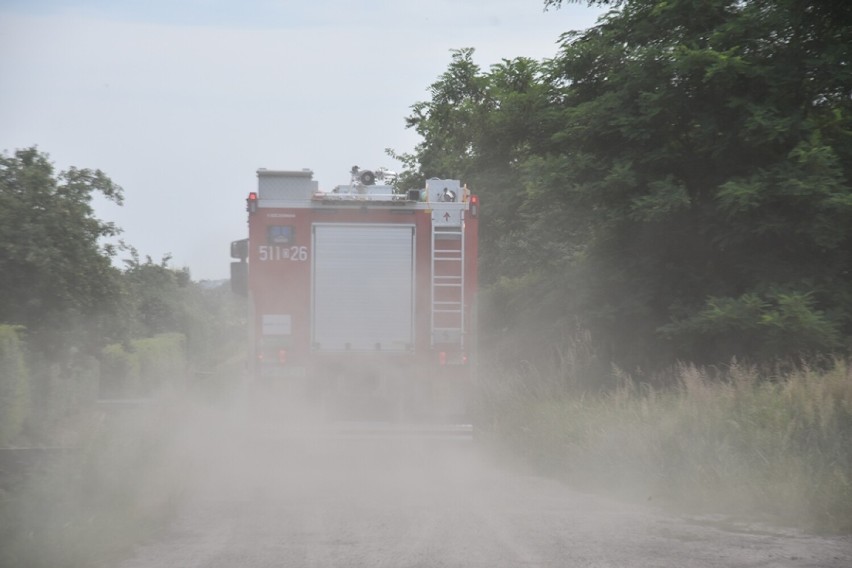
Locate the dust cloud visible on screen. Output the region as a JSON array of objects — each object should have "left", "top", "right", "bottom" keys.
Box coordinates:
[
  {"left": 106, "top": 375, "right": 852, "bottom": 568},
  {"left": 166, "top": 377, "right": 487, "bottom": 507}
]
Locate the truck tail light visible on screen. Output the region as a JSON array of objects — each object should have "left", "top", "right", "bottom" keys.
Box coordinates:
[
  {"left": 247, "top": 192, "right": 258, "bottom": 213},
  {"left": 438, "top": 351, "right": 468, "bottom": 366}
]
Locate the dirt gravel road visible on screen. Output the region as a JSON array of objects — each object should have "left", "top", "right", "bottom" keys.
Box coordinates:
[{"left": 113, "top": 418, "right": 852, "bottom": 568}]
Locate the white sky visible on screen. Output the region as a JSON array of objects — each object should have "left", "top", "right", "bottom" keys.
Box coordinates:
[{"left": 0, "top": 0, "right": 603, "bottom": 280}]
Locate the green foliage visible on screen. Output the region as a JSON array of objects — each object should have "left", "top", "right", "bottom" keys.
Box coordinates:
[
  {"left": 121, "top": 250, "right": 190, "bottom": 337},
  {"left": 100, "top": 334, "right": 186, "bottom": 398},
  {"left": 119, "top": 252, "right": 245, "bottom": 370},
  {"left": 0, "top": 147, "right": 125, "bottom": 353},
  {"left": 183, "top": 281, "right": 247, "bottom": 372},
  {"left": 0, "top": 325, "right": 29, "bottom": 446},
  {"left": 0, "top": 146, "right": 245, "bottom": 565},
  {"left": 0, "top": 146, "right": 243, "bottom": 444},
  {"left": 401, "top": 1, "right": 852, "bottom": 368},
  {"left": 134, "top": 333, "right": 186, "bottom": 392},
  {"left": 398, "top": 49, "right": 559, "bottom": 285},
  {"left": 0, "top": 147, "right": 126, "bottom": 442},
  {"left": 554, "top": 0, "right": 852, "bottom": 366},
  {"left": 662, "top": 290, "right": 842, "bottom": 360}
]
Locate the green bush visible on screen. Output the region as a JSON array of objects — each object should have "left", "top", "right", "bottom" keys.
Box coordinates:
[
  {"left": 0, "top": 325, "right": 29, "bottom": 446},
  {"left": 135, "top": 333, "right": 186, "bottom": 392},
  {"left": 100, "top": 333, "right": 186, "bottom": 398}
]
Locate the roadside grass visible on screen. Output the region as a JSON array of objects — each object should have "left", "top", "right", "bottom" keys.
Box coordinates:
[{"left": 477, "top": 355, "right": 852, "bottom": 534}]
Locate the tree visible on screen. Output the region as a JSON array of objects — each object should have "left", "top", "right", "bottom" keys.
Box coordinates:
[
  {"left": 540, "top": 0, "right": 852, "bottom": 365},
  {"left": 402, "top": 1, "right": 852, "bottom": 369},
  {"left": 0, "top": 147, "right": 125, "bottom": 354},
  {"left": 0, "top": 146, "right": 246, "bottom": 444},
  {"left": 121, "top": 250, "right": 191, "bottom": 337},
  {"left": 119, "top": 250, "right": 243, "bottom": 367},
  {"left": 398, "top": 49, "right": 564, "bottom": 285}
]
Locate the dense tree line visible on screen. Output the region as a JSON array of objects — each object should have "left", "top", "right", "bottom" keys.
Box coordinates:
[
  {"left": 396, "top": 0, "right": 852, "bottom": 370},
  {"left": 0, "top": 147, "right": 243, "bottom": 443}
]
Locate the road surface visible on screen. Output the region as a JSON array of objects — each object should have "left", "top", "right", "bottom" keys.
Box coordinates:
[{"left": 112, "top": 411, "right": 852, "bottom": 568}]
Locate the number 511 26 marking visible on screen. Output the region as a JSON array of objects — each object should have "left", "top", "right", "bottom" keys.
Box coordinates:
[{"left": 258, "top": 245, "right": 308, "bottom": 262}]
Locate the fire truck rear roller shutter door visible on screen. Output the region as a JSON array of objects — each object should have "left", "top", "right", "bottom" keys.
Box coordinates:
[{"left": 312, "top": 224, "right": 416, "bottom": 352}]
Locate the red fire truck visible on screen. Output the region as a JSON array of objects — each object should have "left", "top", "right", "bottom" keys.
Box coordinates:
[{"left": 231, "top": 167, "right": 478, "bottom": 425}]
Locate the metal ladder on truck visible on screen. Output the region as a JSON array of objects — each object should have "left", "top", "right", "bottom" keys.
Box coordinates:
[{"left": 430, "top": 206, "right": 465, "bottom": 350}]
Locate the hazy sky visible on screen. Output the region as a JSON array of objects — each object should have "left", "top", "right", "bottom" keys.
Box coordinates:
[{"left": 0, "top": 0, "right": 602, "bottom": 280}]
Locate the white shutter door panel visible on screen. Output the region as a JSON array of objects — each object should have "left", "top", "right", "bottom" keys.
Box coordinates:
[{"left": 312, "top": 224, "right": 415, "bottom": 351}]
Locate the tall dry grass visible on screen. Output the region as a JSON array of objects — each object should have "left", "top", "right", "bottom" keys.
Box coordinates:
[{"left": 478, "top": 353, "right": 852, "bottom": 533}]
